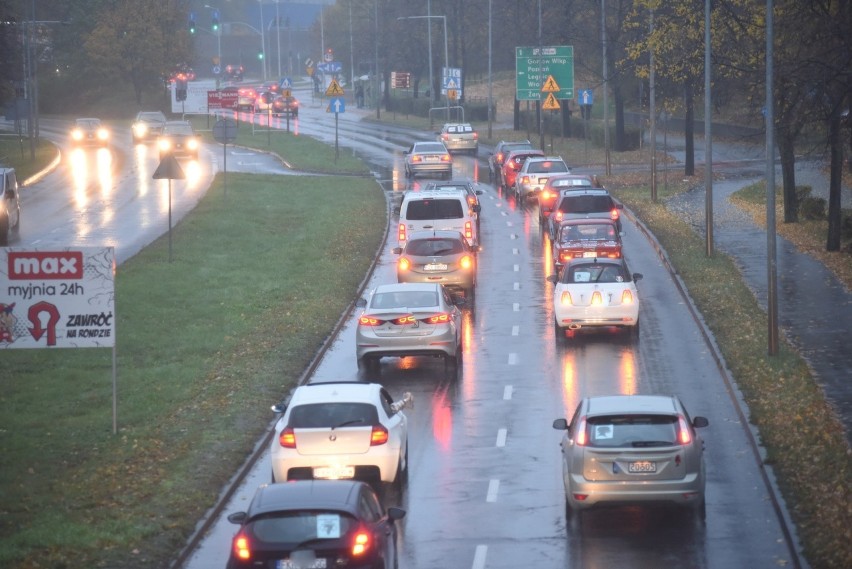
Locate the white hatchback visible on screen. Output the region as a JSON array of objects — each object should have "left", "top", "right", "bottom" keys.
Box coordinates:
[{"left": 270, "top": 382, "right": 412, "bottom": 487}]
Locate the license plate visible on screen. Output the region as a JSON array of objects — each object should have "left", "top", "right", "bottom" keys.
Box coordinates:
[
  {"left": 276, "top": 558, "right": 327, "bottom": 569},
  {"left": 425, "top": 155, "right": 439, "bottom": 162},
  {"left": 313, "top": 466, "right": 355, "bottom": 479},
  {"left": 424, "top": 263, "right": 448, "bottom": 271},
  {"left": 582, "top": 252, "right": 598, "bottom": 258},
  {"left": 628, "top": 461, "right": 656, "bottom": 473}
]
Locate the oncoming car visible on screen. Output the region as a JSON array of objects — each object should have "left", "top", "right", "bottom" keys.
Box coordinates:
[
  {"left": 70, "top": 118, "right": 109, "bottom": 148},
  {"left": 157, "top": 120, "right": 200, "bottom": 160},
  {"left": 403, "top": 142, "right": 452, "bottom": 179},
  {"left": 131, "top": 111, "right": 167, "bottom": 144},
  {"left": 355, "top": 282, "right": 464, "bottom": 373},
  {"left": 547, "top": 257, "right": 642, "bottom": 342},
  {"left": 226, "top": 480, "right": 406, "bottom": 569},
  {"left": 552, "top": 395, "right": 709, "bottom": 523},
  {"left": 270, "top": 382, "right": 412, "bottom": 488}
]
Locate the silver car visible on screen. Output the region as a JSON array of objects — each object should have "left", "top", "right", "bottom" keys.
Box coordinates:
[
  {"left": 403, "top": 142, "right": 453, "bottom": 179},
  {"left": 392, "top": 230, "right": 479, "bottom": 299},
  {"left": 355, "top": 282, "right": 463, "bottom": 372},
  {"left": 553, "top": 395, "right": 709, "bottom": 523},
  {"left": 437, "top": 122, "right": 478, "bottom": 154}
]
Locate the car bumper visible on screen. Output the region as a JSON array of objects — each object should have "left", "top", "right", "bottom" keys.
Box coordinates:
[
  {"left": 565, "top": 471, "right": 704, "bottom": 509},
  {"left": 553, "top": 305, "right": 639, "bottom": 328},
  {"left": 271, "top": 448, "right": 401, "bottom": 484},
  {"left": 444, "top": 141, "right": 478, "bottom": 152},
  {"left": 408, "top": 163, "right": 452, "bottom": 175},
  {"left": 397, "top": 270, "right": 475, "bottom": 291},
  {"left": 356, "top": 325, "right": 459, "bottom": 360}
]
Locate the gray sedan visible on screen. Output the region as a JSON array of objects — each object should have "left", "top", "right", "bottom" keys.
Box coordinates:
[{"left": 403, "top": 142, "right": 453, "bottom": 179}]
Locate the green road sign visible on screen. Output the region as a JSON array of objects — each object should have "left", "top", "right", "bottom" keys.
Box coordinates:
[{"left": 515, "top": 46, "right": 574, "bottom": 101}]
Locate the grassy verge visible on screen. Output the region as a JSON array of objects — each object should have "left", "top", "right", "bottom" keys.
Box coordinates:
[
  {"left": 730, "top": 182, "right": 852, "bottom": 290},
  {"left": 0, "top": 137, "right": 59, "bottom": 183},
  {"left": 0, "top": 173, "right": 387, "bottom": 568},
  {"left": 607, "top": 174, "right": 852, "bottom": 569},
  {"left": 187, "top": 116, "right": 370, "bottom": 175}
]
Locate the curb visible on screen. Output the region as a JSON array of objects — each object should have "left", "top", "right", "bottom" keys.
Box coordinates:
[{"left": 21, "top": 143, "right": 62, "bottom": 187}]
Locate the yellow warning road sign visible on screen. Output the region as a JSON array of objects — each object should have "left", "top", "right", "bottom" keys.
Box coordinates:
[
  {"left": 542, "top": 92, "right": 560, "bottom": 110},
  {"left": 325, "top": 78, "right": 344, "bottom": 97},
  {"left": 541, "top": 74, "right": 560, "bottom": 93}
]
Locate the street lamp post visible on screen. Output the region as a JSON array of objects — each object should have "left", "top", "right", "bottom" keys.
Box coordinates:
[
  {"left": 398, "top": 13, "right": 448, "bottom": 119},
  {"left": 258, "top": 0, "right": 267, "bottom": 80},
  {"left": 203, "top": 4, "right": 222, "bottom": 84},
  {"left": 275, "top": 0, "right": 281, "bottom": 77},
  {"left": 488, "top": 0, "right": 493, "bottom": 138}
]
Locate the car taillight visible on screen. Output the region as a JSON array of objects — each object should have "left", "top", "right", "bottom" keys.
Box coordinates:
[
  {"left": 508, "top": 161, "right": 518, "bottom": 170},
  {"left": 575, "top": 416, "right": 588, "bottom": 446},
  {"left": 464, "top": 221, "right": 473, "bottom": 240},
  {"left": 621, "top": 289, "right": 634, "bottom": 304},
  {"left": 677, "top": 415, "right": 692, "bottom": 444},
  {"left": 441, "top": 153, "right": 451, "bottom": 162},
  {"left": 460, "top": 255, "right": 473, "bottom": 269},
  {"left": 370, "top": 424, "right": 389, "bottom": 446},
  {"left": 542, "top": 190, "right": 553, "bottom": 200},
  {"left": 234, "top": 533, "right": 251, "bottom": 560},
  {"left": 351, "top": 529, "right": 371, "bottom": 556},
  {"left": 279, "top": 427, "right": 296, "bottom": 448},
  {"left": 425, "top": 313, "right": 450, "bottom": 324},
  {"left": 398, "top": 223, "right": 406, "bottom": 242},
  {"left": 472, "top": 132, "right": 478, "bottom": 140},
  {"left": 411, "top": 155, "right": 423, "bottom": 163},
  {"left": 521, "top": 176, "right": 530, "bottom": 184},
  {"left": 358, "top": 315, "right": 382, "bottom": 326},
  {"left": 398, "top": 257, "right": 411, "bottom": 271},
  {"left": 467, "top": 196, "right": 476, "bottom": 206},
  {"left": 611, "top": 208, "right": 620, "bottom": 220},
  {"left": 395, "top": 315, "right": 416, "bottom": 325},
  {"left": 442, "top": 133, "right": 449, "bottom": 141},
  {"left": 560, "top": 251, "right": 572, "bottom": 263},
  {"left": 560, "top": 291, "right": 573, "bottom": 305},
  {"left": 554, "top": 211, "right": 563, "bottom": 222},
  {"left": 591, "top": 291, "right": 603, "bottom": 305}
]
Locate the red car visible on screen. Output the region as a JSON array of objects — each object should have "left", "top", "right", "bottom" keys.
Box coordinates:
[
  {"left": 499, "top": 149, "right": 544, "bottom": 193},
  {"left": 551, "top": 218, "right": 622, "bottom": 275},
  {"left": 539, "top": 174, "right": 603, "bottom": 225}
]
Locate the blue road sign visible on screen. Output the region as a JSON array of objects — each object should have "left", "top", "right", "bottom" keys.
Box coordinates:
[
  {"left": 280, "top": 77, "right": 292, "bottom": 89},
  {"left": 328, "top": 97, "right": 345, "bottom": 113},
  {"left": 579, "top": 89, "right": 594, "bottom": 106}
]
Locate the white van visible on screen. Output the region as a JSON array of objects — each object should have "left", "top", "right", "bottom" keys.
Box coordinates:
[{"left": 398, "top": 188, "right": 479, "bottom": 249}]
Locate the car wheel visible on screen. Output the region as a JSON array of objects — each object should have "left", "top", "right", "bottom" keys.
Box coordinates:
[
  {"left": 565, "top": 496, "right": 582, "bottom": 531},
  {"left": 630, "top": 320, "right": 640, "bottom": 342},
  {"left": 0, "top": 220, "right": 9, "bottom": 247},
  {"left": 554, "top": 321, "right": 566, "bottom": 344},
  {"left": 693, "top": 496, "right": 707, "bottom": 522}
]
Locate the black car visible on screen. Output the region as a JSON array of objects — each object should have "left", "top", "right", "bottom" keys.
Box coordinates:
[
  {"left": 157, "top": 120, "right": 200, "bottom": 160},
  {"left": 227, "top": 480, "right": 405, "bottom": 569},
  {"left": 546, "top": 188, "right": 624, "bottom": 239}
]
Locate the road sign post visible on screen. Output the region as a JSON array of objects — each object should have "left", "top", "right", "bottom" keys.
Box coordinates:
[{"left": 325, "top": 79, "right": 345, "bottom": 162}]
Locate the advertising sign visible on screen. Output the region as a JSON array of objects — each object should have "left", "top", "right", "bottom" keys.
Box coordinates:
[
  {"left": 207, "top": 90, "right": 238, "bottom": 110},
  {"left": 171, "top": 80, "right": 216, "bottom": 114},
  {"left": 0, "top": 247, "right": 116, "bottom": 349}
]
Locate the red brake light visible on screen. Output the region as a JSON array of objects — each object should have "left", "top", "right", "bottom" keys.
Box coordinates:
[
  {"left": 234, "top": 534, "right": 251, "bottom": 560},
  {"left": 398, "top": 257, "right": 411, "bottom": 271},
  {"left": 610, "top": 208, "right": 619, "bottom": 220},
  {"left": 508, "top": 161, "right": 518, "bottom": 170},
  {"left": 497, "top": 152, "right": 504, "bottom": 162},
  {"left": 442, "top": 133, "right": 449, "bottom": 140},
  {"left": 351, "top": 529, "right": 371, "bottom": 556},
  {"left": 678, "top": 415, "right": 692, "bottom": 444},
  {"left": 575, "top": 416, "right": 588, "bottom": 446},
  {"left": 370, "top": 424, "right": 389, "bottom": 446},
  {"left": 521, "top": 176, "right": 530, "bottom": 184},
  {"left": 464, "top": 221, "right": 473, "bottom": 240},
  {"left": 441, "top": 153, "right": 451, "bottom": 162},
  {"left": 425, "top": 313, "right": 450, "bottom": 324},
  {"left": 411, "top": 155, "right": 422, "bottom": 163},
  {"left": 555, "top": 211, "right": 564, "bottom": 222},
  {"left": 359, "top": 315, "right": 382, "bottom": 326},
  {"left": 543, "top": 190, "right": 553, "bottom": 200},
  {"left": 472, "top": 132, "right": 478, "bottom": 140},
  {"left": 279, "top": 427, "right": 297, "bottom": 448}
]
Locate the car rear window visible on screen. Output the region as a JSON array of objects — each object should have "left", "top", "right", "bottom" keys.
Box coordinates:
[
  {"left": 415, "top": 143, "right": 446, "bottom": 154},
  {"left": 552, "top": 179, "right": 592, "bottom": 188},
  {"left": 405, "top": 198, "right": 464, "bottom": 220},
  {"left": 557, "top": 195, "right": 614, "bottom": 214},
  {"left": 585, "top": 415, "right": 678, "bottom": 448},
  {"left": 406, "top": 238, "right": 464, "bottom": 256},
  {"left": 250, "top": 511, "right": 358, "bottom": 544},
  {"left": 562, "top": 263, "right": 627, "bottom": 284},
  {"left": 529, "top": 161, "right": 569, "bottom": 174},
  {"left": 288, "top": 403, "right": 379, "bottom": 429},
  {"left": 559, "top": 223, "right": 617, "bottom": 242},
  {"left": 371, "top": 290, "right": 439, "bottom": 309}
]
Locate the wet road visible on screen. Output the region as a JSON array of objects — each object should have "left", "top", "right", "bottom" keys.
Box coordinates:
[{"left": 182, "top": 89, "right": 801, "bottom": 569}]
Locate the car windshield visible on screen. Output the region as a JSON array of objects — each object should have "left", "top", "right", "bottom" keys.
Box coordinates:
[
  {"left": 163, "top": 123, "right": 193, "bottom": 135},
  {"left": 288, "top": 403, "right": 378, "bottom": 429},
  {"left": 585, "top": 415, "right": 678, "bottom": 448},
  {"left": 559, "top": 224, "right": 616, "bottom": 242},
  {"left": 76, "top": 120, "right": 100, "bottom": 129},
  {"left": 414, "top": 143, "right": 446, "bottom": 154},
  {"left": 138, "top": 113, "right": 165, "bottom": 122},
  {"left": 558, "top": 195, "right": 613, "bottom": 214},
  {"left": 250, "top": 511, "right": 357, "bottom": 544},
  {"left": 406, "top": 238, "right": 464, "bottom": 256},
  {"left": 529, "top": 161, "right": 569, "bottom": 174},
  {"left": 563, "top": 263, "right": 626, "bottom": 284},
  {"left": 371, "top": 290, "right": 438, "bottom": 309},
  {"left": 405, "top": 198, "right": 464, "bottom": 220}
]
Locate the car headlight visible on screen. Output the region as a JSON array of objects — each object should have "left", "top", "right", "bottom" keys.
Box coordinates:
[
  {"left": 158, "top": 139, "right": 171, "bottom": 151},
  {"left": 97, "top": 128, "right": 109, "bottom": 140},
  {"left": 71, "top": 129, "right": 83, "bottom": 140},
  {"left": 133, "top": 123, "right": 147, "bottom": 135},
  {"left": 187, "top": 138, "right": 199, "bottom": 150}
]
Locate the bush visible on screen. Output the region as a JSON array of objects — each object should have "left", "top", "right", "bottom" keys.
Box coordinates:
[
  {"left": 800, "top": 196, "right": 827, "bottom": 220},
  {"left": 841, "top": 209, "right": 852, "bottom": 240}
]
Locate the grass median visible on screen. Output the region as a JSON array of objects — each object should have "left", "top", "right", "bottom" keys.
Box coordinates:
[{"left": 0, "top": 172, "right": 387, "bottom": 568}]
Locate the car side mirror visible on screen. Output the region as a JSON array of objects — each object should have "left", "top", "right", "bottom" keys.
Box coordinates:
[
  {"left": 271, "top": 403, "right": 286, "bottom": 413},
  {"left": 355, "top": 298, "right": 367, "bottom": 308},
  {"left": 693, "top": 416, "right": 709, "bottom": 428},
  {"left": 616, "top": 203, "right": 624, "bottom": 209},
  {"left": 619, "top": 231, "right": 625, "bottom": 237},
  {"left": 552, "top": 418, "right": 569, "bottom": 430},
  {"left": 546, "top": 275, "right": 558, "bottom": 284},
  {"left": 227, "top": 511, "right": 248, "bottom": 525},
  {"left": 387, "top": 506, "right": 407, "bottom": 521},
  {"left": 633, "top": 272, "right": 643, "bottom": 282},
  {"left": 391, "top": 247, "right": 402, "bottom": 255},
  {"left": 475, "top": 190, "right": 484, "bottom": 195}
]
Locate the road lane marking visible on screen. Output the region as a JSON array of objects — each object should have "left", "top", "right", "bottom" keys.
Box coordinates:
[
  {"left": 508, "top": 353, "right": 517, "bottom": 365},
  {"left": 513, "top": 264, "right": 519, "bottom": 272},
  {"left": 496, "top": 428, "right": 507, "bottom": 447},
  {"left": 503, "top": 385, "right": 513, "bottom": 399},
  {"left": 472, "top": 545, "right": 488, "bottom": 569},
  {"left": 512, "top": 325, "right": 519, "bottom": 336},
  {"left": 513, "top": 248, "right": 519, "bottom": 255},
  {"left": 486, "top": 479, "right": 500, "bottom": 502},
  {"left": 514, "top": 282, "right": 519, "bottom": 290},
  {"left": 513, "top": 303, "right": 520, "bottom": 311},
  {"left": 510, "top": 233, "right": 518, "bottom": 239}
]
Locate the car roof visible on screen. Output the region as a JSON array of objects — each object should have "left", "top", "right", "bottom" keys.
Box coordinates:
[
  {"left": 247, "top": 481, "right": 364, "bottom": 518},
  {"left": 585, "top": 395, "right": 679, "bottom": 416},
  {"left": 290, "top": 381, "right": 380, "bottom": 406},
  {"left": 403, "top": 188, "right": 466, "bottom": 200},
  {"left": 406, "top": 229, "right": 466, "bottom": 241},
  {"left": 565, "top": 257, "right": 624, "bottom": 269},
  {"left": 373, "top": 282, "right": 442, "bottom": 294}
]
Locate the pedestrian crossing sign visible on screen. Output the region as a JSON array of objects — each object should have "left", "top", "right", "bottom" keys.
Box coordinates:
[
  {"left": 541, "top": 75, "right": 560, "bottom": 93},
  {"left": 325, "top": 78, "right": 345, "bottom": 97},
  {"left": 542, "top": 93, "right": 560, "bottom": 110}
]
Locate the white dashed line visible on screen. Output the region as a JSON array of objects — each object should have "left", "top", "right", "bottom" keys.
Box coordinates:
[
  {"left": 472, "top": 545, "right": 488, "bottom": 569},
  {"left": 514, "top": 282, "right": 519, "bottom": 290},
  {"left": 513, "top": 264, "right": 519, "bottom": 272},
  {"left": 496, "top": 428, "right": 507, "bottom": 447},
  {"left": 508, "top": 353, "right": 517, "bottom": 365},
  {"left": 486, "top": 479, "right": 500, "bottom": 502},
  {"left": 513, "top": 303, "right": 520, "bottom": 311},
  {"left": 512, "top": 248, "right": 519, "bottom": 255},
  {"left": 510, "top": 233, "right": 518, "bottom": 239},
  {"left": 511, "top": 325, "right": 519, "bottom": 336},
  {"left": 503, "top": 385, "right": 513, "bottom": 400}
]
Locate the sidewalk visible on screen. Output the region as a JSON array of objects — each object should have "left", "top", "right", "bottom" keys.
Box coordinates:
[{"left": 663, "top": 134, "right": 852, "bottom": 444}]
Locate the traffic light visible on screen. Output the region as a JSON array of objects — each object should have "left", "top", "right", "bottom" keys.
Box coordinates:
[
  {"left": 257, "top": 50, "right": 264, "bottom": 60},
  {"left": 212, "top": 11, "right": 219, "bottom": 32},
  {"left": 189, "top": 13, "right": 196, "bottom": 34},
  {"left": 175, "top": 77, "right": 187, "bottom": 102}
]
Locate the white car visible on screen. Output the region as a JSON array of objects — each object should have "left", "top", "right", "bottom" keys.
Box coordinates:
[
  {"left": 513, "top": 155, "right": 571, "bottom": 202},
  {"left": 270, "top": 382, "right": 412, "bottom": 488},
  {"left": 547, "top": 257, "right": 642, "bottom": 342}
]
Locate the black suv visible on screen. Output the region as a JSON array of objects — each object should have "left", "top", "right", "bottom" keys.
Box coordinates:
[{"left": 545, "top": 188, "right": 623, "bottom": 240}]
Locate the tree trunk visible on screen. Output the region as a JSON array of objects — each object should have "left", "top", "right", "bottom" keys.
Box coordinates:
[
  {"left": 827, "top": 112, "right": 843, "bottom": 251},
  {"left": 514, "top": 99, "right": 520, "bottom": 131},
  {"left": 778, "top": 134, "right": 798, "bottom": 223},
  {"left": 684, "top": 82, "right": 695, "bottom": 176}
]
